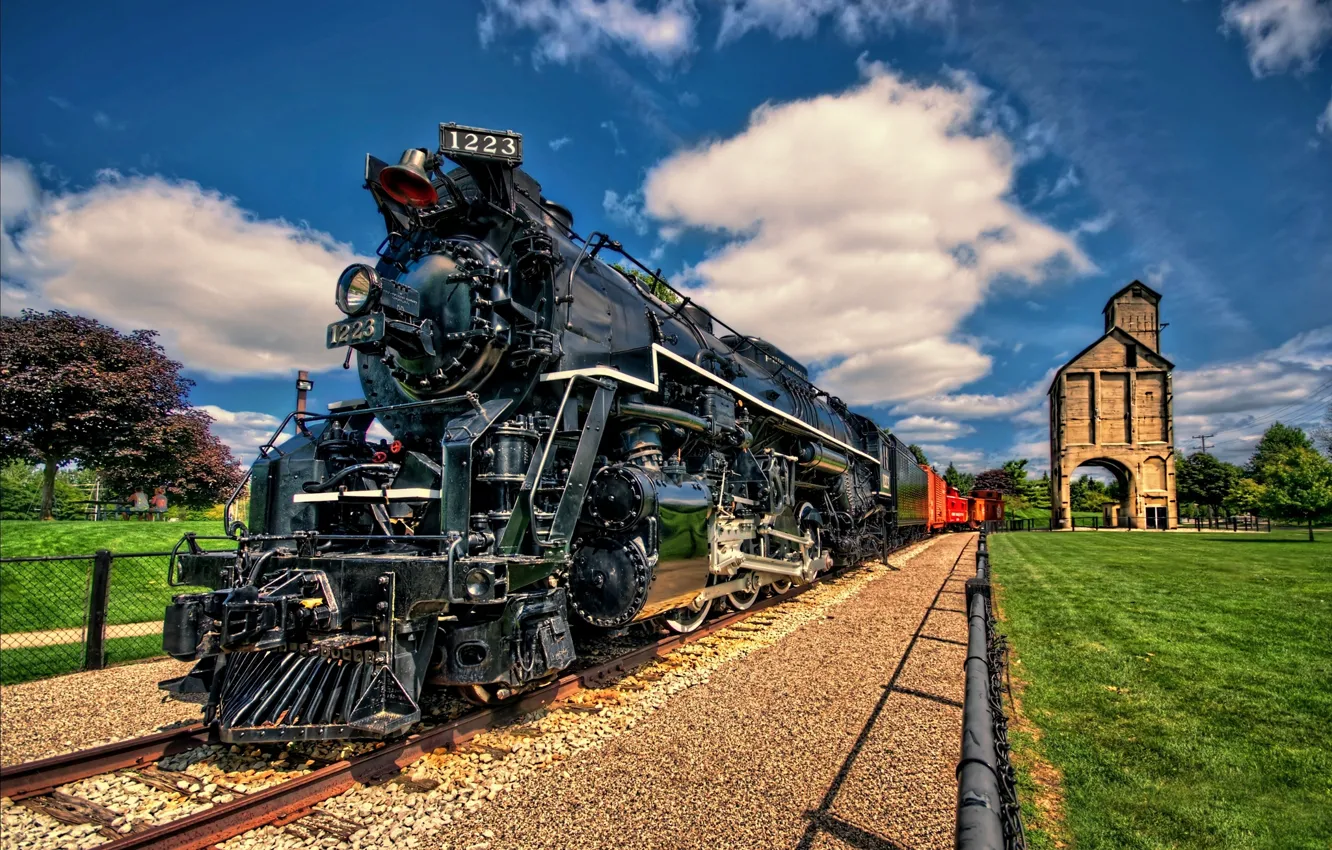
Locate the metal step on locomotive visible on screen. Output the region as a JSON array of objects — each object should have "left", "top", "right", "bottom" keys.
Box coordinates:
[{"left": 160, "top": 122, "right": 942, "bottom": 744}]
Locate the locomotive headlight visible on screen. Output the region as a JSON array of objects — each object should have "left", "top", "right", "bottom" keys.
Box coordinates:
[
  {"left": 335, "top": 264, "right": 379, "bottom": 316},
  {"left": 465, "top": 568, "right": 493, "bottom": 600}
]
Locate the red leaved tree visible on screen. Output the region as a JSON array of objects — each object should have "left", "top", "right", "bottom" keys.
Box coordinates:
[
  {"left": 100, "top": 408, "right": 244, "bottom": 510},
  {"left": 0, "top": 310, "right": 198, "bottom": 518},
  {"left": 972, "top": 468, "right": 1017, "bottom": 495}
]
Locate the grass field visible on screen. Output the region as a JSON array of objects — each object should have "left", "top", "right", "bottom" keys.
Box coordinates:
[
  {"left": 0, "top": 521, "right": 231, "bottom": 683},
  {"left": 990, "top": 529, "right": 1332, "bottom": 850},
  {"left": 0, "top": 519, "right": 235, "bottom": 559}
]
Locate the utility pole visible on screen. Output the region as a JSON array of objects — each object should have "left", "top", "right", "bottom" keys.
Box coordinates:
[{"left": 1192, "top": 434, "right": 1214, "bottom": 454}]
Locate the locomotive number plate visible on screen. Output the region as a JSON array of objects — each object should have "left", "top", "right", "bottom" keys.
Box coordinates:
[
  {"left": 326, "top": 314, "right": 385, "bottom": 349},
  {"left": 439, "top": 123, "right": 522, "bottom": 164}
]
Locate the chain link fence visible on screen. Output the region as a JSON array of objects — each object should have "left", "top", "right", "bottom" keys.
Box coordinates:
[{"left": 0, "top": 548, "right": 225, "bottom": 685}]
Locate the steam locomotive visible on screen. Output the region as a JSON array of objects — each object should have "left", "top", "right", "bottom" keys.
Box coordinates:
[{"left": 160, "top": 123, "right": 942, "bottom": 743}]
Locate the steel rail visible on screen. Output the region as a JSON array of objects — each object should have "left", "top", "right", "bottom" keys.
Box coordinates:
[
  {"left": 0, "top": 724, "right": 211, "bottom": 800},
  {"left": 91, "top": 572, "right": 846, "bottom": 850}
]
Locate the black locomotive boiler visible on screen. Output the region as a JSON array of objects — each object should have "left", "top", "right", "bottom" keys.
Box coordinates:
[{"left": 161, "top": 123, "right": 931, "bottom": 743}]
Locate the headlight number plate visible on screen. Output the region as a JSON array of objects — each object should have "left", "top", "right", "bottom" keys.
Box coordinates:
[{"left": 326, "top": 313, "right": 385, "bottom": 349}]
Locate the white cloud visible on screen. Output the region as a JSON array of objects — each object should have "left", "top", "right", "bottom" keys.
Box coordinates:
[
  {"left": 47, "top": 96, "right": 71, "bottom": 110},
  {"left": 92, "top": 111, "right": 125, "bottom": 131},
  {"left": 1012, "top": 406, "right": 1046, "bottom": 426},
  {"left": 1007, "top": 437, "right": 1051, "bottom": 473},
  {"left": 642, "top": 63, "right": 1090, "bottom": 406},
  {"left": 716, "top": 0, "right": 950, "bottom": 46},
  {"left": 549, "top": 136, "right": 573, "bottom": 150},
  {"left": 478, "top": 0, "right": 696, "bottom": 65},
  {"left": 1145, "top": 260, "right": 1172, "bottom": 287},
  {"left": 917, "top": 443, "right": 987, "bottom": 471},
  {"left": 603, "top": 189, "right": 650, "bottom": 235},
  {"left": 1049, "top": 166, "right": 1079, "bottom": 199},
  {"left": 1318, "top": 91, "right": 1332, "bottom": 136},
  {"left": 1073, "top": 211, "right": 1116, "bottom": 236},
  {"left": 600, "top": 120, "right": 627, "bottom": 155},
  {"left": 888, "top": 368, "right": 1058, "bottom": 420},
  {"left": 890, "top": 414, "right": 976, "bottom": 443},
  {"left": 1172, "top": 325, "right": 1332, "bottom": 463},
  {"left": 1221, "top": 0, "right": 1332, "bottom": 77},
  {"left": 0, "top": 159, "right": 364, "bottom": 377},
  {"left": 196, "top": 406, "right": 282, "bottom": 462}
]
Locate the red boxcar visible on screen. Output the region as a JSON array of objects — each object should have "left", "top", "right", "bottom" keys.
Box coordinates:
[
  {"left": 921, "top": 464, "right": 948, "bottom": 532},
  {"left": 945, "top": 484, "right": 970, "bottom": 527},
  {"left": 968, "top": 489, "right": 1006, "bottom": 527}
]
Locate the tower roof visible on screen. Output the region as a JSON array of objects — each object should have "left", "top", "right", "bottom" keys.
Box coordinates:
[{"left": 1102, "top": 279, "right": 1162, "bottom": 317}]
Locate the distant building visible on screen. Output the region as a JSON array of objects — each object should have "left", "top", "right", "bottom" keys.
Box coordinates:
[{"left": 1048, "top": 281, "right": 1178, "bottom": 529}]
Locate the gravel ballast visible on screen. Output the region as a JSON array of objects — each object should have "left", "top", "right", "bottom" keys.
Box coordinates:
[
  {"left": 434, "top": 532, "right": 976, "bottom": 850},
  {"left": 0, "top": 658, "right": 197, "bottom": 766}
]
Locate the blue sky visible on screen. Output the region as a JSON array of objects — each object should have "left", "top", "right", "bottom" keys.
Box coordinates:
[{"left": 2, "top": 0, "right": 1330, "bottom": 474}]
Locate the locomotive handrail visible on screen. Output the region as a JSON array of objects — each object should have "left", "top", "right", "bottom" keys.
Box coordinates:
[
  {"left": 222, "top": 392, "right": 482, "bottom": 538},
  {"left": 569, "top": 230, "right": 753, "bottom": 359}
]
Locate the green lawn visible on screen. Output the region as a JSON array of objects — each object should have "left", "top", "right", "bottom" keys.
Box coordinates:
[
  {"left": 0, "top": 521, "right": 230, "bottom": 684},
  {"left": 0, "top": 519, "right": 234, "bottom": 559},
  {"left": 990, "top": 529, "right": 1332, "bottom": 849}
]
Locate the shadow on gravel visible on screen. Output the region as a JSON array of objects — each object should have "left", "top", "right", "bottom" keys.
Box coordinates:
[{"left": 794, "top": 539, "right": 974, "bottom": 850}]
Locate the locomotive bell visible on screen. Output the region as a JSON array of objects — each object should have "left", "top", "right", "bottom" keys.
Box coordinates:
[{"left": 379, "top": 149, "right": 439, "bottom": 208}]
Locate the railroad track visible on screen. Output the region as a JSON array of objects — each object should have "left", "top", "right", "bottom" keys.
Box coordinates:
[{"left": 0, "top": 540, "right": 930, "bottom": 850}]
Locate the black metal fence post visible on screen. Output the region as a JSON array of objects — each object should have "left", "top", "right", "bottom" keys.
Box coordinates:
[
  {"left": 956, "top": 529, "right": 1026, "bottom": 850},
  {"left": 84, "top": 549, "right": 112, "bottom": 671}
]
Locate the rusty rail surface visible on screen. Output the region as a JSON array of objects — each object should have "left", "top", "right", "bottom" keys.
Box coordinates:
[{"left": 0, "top": 724, "right": 212, "bottom": 800}]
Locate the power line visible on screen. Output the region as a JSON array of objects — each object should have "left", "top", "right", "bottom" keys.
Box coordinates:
[
  {"left": 1196, "top": 378, "right": 1332, "bottom": 441},
  {"left": 1191, "top": 434, "right": 1214, "bottom": 453}
]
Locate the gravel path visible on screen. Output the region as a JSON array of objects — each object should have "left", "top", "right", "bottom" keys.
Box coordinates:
[
  {"left": 0, "top": 658, "right": 197, "bottom": 766},
  {"left": 439, "top": 533, "right": 976, "bottom": 850},
  {"left": 0, "top": 621, "right": 161, "bottom": 650}
]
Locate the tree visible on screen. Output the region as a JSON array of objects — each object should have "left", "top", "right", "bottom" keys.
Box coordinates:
[
  {"left": 907, "top": 444, "right": 929, "bottom": 466},
  {"left": 0, "top": 462, "right": 88, "bottom": 520},
  {"left": 973, "top": 468, "right": 1016, "bottom": 495},
  {"left": 1070, "top": 475, "right": 1115, "bottom": 512},
  {"left": 1246, "top": 422, "right": 1314, "bottom": 483},
  {"left": 0, "top": 310, "right": 193, "bottom": 519},
  {"left": 1223, "top": 478, "right": 1264, "bottom": 517},
  {"left": 943, "top": 463, "right": 975, "bottom": 494},
  {"left": 1313, "top": 402, "right": 1332, "bottom": 459},
  {"left": 99, "top": 409, "right": 244, "bottom": 509},
  {"left": 1027, "top": 471, "right": 1053, "bottom": 510},
  {"left": 1176, "top": 452, "right": 1241, "bottom": 518},
  {"left": 611, "top": 263, "right": 679, "bottom": 305},
  {"left": 1258, "top": 447, "right": 1332, "bottom": 542}
]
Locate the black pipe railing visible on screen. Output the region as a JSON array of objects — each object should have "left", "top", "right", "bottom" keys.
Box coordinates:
[{"left": 956, "top": 530, "right": 1026, "bottom": 850}]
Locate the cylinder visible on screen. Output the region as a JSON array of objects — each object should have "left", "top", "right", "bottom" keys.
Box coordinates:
[
  {"left": 489, "top": 423, "right": 537, "bottom": 482},
  {"left": 586, "top": 464, "right": 657, "bottom": 531},
  {"left": 797, "top": 442, "right": 850, "bottom": 476}
]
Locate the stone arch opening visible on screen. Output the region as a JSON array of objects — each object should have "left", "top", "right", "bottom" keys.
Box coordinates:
[{"left": 1070, "top": 458, "right": 1132, "bottom": 528}]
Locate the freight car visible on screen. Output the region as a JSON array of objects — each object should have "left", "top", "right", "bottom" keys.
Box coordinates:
[
  {"left": 161, "top": 123, "right": 964, "bottom": 743},
  {"left": 918, "top": 464, "right": 1006, "bottom": 532}
]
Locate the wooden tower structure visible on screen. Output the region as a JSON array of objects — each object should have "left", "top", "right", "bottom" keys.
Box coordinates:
[{"left": 1048, "top": 281, "right": 1178, "bottom": 529}]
